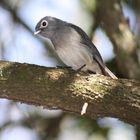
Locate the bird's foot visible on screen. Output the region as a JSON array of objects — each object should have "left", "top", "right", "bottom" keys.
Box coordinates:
[
  {"left": 56, "top": 65, "right": 72, "bottom": 69},
  {"left": 87, "top": 70, "right": 96, "bottom": 74}
]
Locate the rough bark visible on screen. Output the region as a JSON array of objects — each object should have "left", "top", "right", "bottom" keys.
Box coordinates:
[{"left": 0, "top": 61, "right": 139, "bottom": 127}]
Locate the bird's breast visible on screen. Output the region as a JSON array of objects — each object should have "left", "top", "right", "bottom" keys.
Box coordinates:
[{"left": 55, "top": 42, "right": 93, "bottom": 71}]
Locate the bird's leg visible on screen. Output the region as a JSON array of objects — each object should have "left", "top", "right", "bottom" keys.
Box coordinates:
[{"left": 76, "top": 64, "right": 86, "bottom": 72}]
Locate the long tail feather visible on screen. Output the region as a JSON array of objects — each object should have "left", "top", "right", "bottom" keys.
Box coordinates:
[{"left": 104, "top": 66, "right": 118, "bottom": 79}]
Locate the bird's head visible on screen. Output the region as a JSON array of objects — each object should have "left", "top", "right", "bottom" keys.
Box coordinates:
[{"left": 34, "top": 16, "right": 67, "bottom": 40}]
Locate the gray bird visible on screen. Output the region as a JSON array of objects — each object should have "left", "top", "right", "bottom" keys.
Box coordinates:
[{"left": 34, "top": 16, "right": 117, "bottom": 79}]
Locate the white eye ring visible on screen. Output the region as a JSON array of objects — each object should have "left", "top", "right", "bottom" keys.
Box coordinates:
[{"left": 40, "top": 20, "right": 48, "bottom": 28}]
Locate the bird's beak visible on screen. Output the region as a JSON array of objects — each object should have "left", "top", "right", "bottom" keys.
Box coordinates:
[{"left": 34, "top": 30, "right": 41, "bottom": 35}]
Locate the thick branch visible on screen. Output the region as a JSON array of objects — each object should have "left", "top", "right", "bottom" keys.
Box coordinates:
[{"left": 0, "top": 61, "right": 140, "bottom": 126}]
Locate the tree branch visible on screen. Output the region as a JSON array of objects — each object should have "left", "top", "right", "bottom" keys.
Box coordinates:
[
  {"left": 95, "top": 0, "right": 140, "bottom": 79},
  {"left": 0, "top": 61, "right": 140, "bottom": 126}
]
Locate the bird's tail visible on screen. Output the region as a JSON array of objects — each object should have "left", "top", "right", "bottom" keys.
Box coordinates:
[
  {"left": 93, "top": 55, "right": 118, "bottom": 79},
  {"left": 104, "top": 66, "right": 118, "bottom": 79}
]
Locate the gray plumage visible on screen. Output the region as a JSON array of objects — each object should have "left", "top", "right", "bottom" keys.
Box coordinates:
[{"left": 35, "top": 16, "right": 117, "bottom": 79}]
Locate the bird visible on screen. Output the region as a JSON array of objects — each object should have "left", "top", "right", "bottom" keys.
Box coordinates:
[{"left": 34, "top": 16, "right": 117, "bottom": 79}]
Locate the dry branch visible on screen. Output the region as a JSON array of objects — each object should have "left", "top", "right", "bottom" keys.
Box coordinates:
[{"left": 0, "top": 61, "right": 140, "bottom": 126}]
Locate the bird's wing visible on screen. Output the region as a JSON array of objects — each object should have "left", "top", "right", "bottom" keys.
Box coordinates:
[
  {"left": 81, "top": 38, "right": 117, "bottom": 79},
  {"left": 69, "top": 23, "right": 117, "bottom": 79}
]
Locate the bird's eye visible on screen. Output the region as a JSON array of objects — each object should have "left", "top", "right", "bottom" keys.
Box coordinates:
[{"left": 40, "top": 20, "right": 48, "bottom": 28}]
